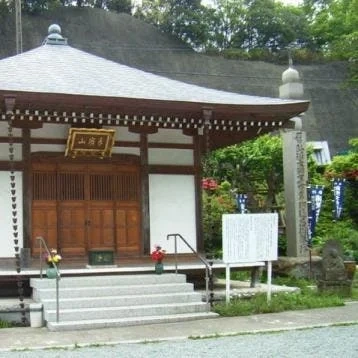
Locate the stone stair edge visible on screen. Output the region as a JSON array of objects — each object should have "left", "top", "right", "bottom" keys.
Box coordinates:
[
  {"left": 31, "top": 272, "right": 186, "bottom": 282},
  {"left": 45, "top": 301, "right": 208, "bottom": 313},
  {"left": 41, "top": 291, "right": 202, "bottom": 303},
  {"left": 32, "top": 282, "right": 192, "bottom": 290},
  {"left": 46, "top": 311, "right": 219, "bottom": 331},
  {"left": 44, "top": 302, "right": 210, "bottom": 321},
  {"left": 30, "top": 275, "right": 188, "bottom": 288},
  {"left": 39, "top": 292, "right": 202, "bottom": 309}
]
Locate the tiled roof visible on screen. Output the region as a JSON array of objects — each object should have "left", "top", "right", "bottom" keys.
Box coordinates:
[{"left": 0, "top": 42, "right": 306, "bottom": 107}]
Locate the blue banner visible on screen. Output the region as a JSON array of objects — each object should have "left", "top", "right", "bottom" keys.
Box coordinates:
[
  {"left": 236, "top": 194, "right": 248, "bottom": 214},
  {"left": 332, "top": 179, "right": 346, "bottom": 220},
  {"left": 307, "top": 185, "right": 324, "bottom": 246}
]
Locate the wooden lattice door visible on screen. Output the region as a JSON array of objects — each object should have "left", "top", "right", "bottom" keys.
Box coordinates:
[{"left": 31, "top": 160, "right": 141, "bottom": 257}]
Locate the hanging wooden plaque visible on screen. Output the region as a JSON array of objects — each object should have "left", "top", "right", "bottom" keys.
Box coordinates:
[{"left": 65, "top": 128, "right": 115, "bottom": 159}]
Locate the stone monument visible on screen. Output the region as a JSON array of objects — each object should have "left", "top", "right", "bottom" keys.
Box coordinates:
[
  {"left": 317, "top": 240, "right": 353, "bottom": 296},
  {"left": 280, "top": 58, "right": 309, "bottom": 257}
]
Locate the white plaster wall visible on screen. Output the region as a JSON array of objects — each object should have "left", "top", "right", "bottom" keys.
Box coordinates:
[
  {"left": 31, "top": 123, "right": 70, "bottom": 138},
  {"left": 112, "top": 147, "right": 140, "bottom": 156},
  {"left": 0, "top": 172, "right": 23, "bottom": 257},
  {"left": 149, "top": 128, "right": 193, "bottom": 144},
  {"left": 149, "top": 174, "right": 196, "bottom": 253},
  {"left": 149, "top": 148, "right": 193, "bottom": 165},
  {"left": 31, "top": 144, "right": 66, "bottom": 152},
  {"left": 0, "top": 122, "right": 22, "bottom": 137},
  {"left": 0, "top": 143, "right": 22, "bottom": 160},
  {"left": 108, "top": 126, "right": 140, "bottom": 142}
]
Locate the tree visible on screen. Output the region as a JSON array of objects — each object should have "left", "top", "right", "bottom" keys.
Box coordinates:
[
  {"left": 208, "top": 0, "right": 247, "bottom": 50},
  {"left": 107, "top": 0, "right": 132, "bottom": 13},
  {"left": 22, "top": 0, "right": 61, "bottom": 14},
  {"left": 203, "top": 134, "right": 286, "bottom": 211},
  {"left": 325, "top": 138, "right": 358, "bottom": 224},
  {"left": 201, "top": 180, "right": 236, "bottom": 255},
  {"left": 243, "top": 0, "right": 310, "bottom": 51},
  {"left": 136, "top": 0, "right": 211, "bottom": 49},
  {"left": 305, "top": 0, "right": 358, "bottom": 85}
]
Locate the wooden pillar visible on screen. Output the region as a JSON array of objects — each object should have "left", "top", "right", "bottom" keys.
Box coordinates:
[
  {"left": 21, "top": 128, "right": 32, "bottom": 261},
  {"left": 140, "top": 133, "right": 150, "bottom": 254},
  {"left": 194, "top": 133, "right": 204, "bottom": 252}
]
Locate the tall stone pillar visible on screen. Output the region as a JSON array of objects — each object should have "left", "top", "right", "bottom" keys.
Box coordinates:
[
  {"left": 280, "top": 61, "right": 309, "bottom": 257},
  {"left": 282, "top": 130, "right": 309, "bottom": 257}
]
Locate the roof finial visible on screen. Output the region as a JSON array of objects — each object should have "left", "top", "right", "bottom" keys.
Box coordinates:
[
  {"left": 43, "top": 24, "right": 67, "bottom": 46},
  {"left": 288, "top": 48, "right": 293, "bottom": 68}
]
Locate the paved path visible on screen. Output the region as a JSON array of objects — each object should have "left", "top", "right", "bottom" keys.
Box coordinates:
[
  {"left": 0, "top": 302, "right": 357, "bottom": 353},
  {"left": 1, "top": 325, "right": 358, "bottom": 358}
]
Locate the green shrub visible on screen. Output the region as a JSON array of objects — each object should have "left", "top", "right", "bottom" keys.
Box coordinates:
[
  {"left": 222, "top": 49, "right": 250, "bottom": 61},
  {"left": 213, "top": 290, "right": 344, "bottom": 317},
  {"left": 0, "top": 320, "right": 12, "bottom": 328}
]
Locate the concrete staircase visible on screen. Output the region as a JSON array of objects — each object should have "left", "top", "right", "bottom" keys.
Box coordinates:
[{"left": 30, "top": 273, "right": 218, "bottom": 331}]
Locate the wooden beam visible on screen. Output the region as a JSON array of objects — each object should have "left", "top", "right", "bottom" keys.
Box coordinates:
[
  {"left": 0, "top": 161, "right": 23, "bottom": 171},
  {"left": 194, "top": 133, "right": 204, "bottom": 253},
  {"left": 140, "top": 133, "right": 150, "bottom": 255},
  {"left": 21, "top": 128, "right": 31, "bottom": 250}
]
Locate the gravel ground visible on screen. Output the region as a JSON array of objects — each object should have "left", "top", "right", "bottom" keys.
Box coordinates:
[{"left": 1, "top": 325, "right": 358, "bottom": 358}]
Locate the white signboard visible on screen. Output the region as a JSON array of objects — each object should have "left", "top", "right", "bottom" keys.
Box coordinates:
[{"left": 222, "top": 213, "right": 278, "bottom": 263}]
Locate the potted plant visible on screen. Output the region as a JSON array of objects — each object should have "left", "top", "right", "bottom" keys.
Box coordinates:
[
  {"left": 151, "top": 245, "right": 166, "bottom": 274},
  {"left": 46, "top": 249, "right": 62, "bottom": 278}
]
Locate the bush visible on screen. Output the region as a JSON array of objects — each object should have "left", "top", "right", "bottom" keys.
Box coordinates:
[
  {"left": 0, "top": 320, "right": 12, "bottom": 328},
  {"left": 213, "top": 290, "right": 344, "bottom": 317}
]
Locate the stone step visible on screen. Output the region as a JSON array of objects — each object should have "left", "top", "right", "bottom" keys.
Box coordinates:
[
  {"left": 41, "top": 292, "right": 202, "bottom": 310},
  {"left": 30, "top": 274, "right": 216, "bottom": 331},
  {"left": 31, "top": 273, "right": 186, "bottom": 289},
  {"left": 33, "top": 282, "right": 194, "bottom": 300},
  {"left": 44, "top": 302, "right": 209, "bottom": 322},
  {"left": 46, "top": 312, "right": 219, "bottom": 331}
]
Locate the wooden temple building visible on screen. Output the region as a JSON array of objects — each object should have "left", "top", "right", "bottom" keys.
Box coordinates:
[{"left": 0, "top": 24, "right": 309, "bottom": 264}]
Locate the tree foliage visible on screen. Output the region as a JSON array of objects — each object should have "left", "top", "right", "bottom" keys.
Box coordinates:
[
  {"left": 203, "top": 134, "right": 318, "bottom": 212},
  {"left": 324, "top": 138, "right": 358, "bottom": 225},
  {"left": 135, "top": 0, "right": 211, "bottom": 49},
  {"left": 202, "top": 135, "right": 357, "bottom": 257},
  {"left": 1, "top": 0, "right": 356, "bottom": 83}
]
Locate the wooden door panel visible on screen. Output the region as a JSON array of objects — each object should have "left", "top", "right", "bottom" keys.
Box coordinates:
[
  {"left": 58, "top": 202, "right": 86, "bottom": 256},
  {"left": 32, "top": 159, "right": 141, "bottom": 257},
  {"left": 88, "top": 202, "right": 114, "bottom": 249},
  {"left": 115, "top": 206, "right": 140, "bottom": 254},
  {"left": 31, "top": 201, "right": 57, "bottom": 255}
]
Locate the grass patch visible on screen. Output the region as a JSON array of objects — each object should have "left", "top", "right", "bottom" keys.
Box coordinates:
[
  {"left": 213, "top": 275, "right": 350, "bottom": 317},
  {"left": 0, "top": 320, "right": 13, "bottom": 328},
  {"left": 213, "top": 291, "right": 345, "bottom": 317}
]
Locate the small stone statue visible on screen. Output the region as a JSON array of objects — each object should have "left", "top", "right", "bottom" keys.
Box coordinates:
[
  {"left": 322, "top": 247, "right": 346, "bottom": 281},
  {"left": 318, "top": 239, "right": 352, "bottom": 296}
]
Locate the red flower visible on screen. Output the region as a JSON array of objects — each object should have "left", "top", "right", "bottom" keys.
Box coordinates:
[
  {"left": 151, "top": 246, "right": 166, "bottom": 263},
  {"left": 201, "top": 178, "right": 218, "bottom": 190}
]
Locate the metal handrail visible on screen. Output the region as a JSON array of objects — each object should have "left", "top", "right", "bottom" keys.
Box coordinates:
[
  {"left": 36, "top": 236, "right": 60, "bottom": 323},
  {"left": 167, "top": 233, "right": 213, "bottom": 308}
]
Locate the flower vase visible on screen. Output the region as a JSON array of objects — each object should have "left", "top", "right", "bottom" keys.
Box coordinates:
[
  {"left": 46, "top": 267, "right": 57, "bottom": 279},
  {"left": 155, "top": 262, "right": 164, "bottom": 275}
]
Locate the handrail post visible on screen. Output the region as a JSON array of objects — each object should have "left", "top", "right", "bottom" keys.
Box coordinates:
[
  {"left": 167, "top": 233, "right": 214, "bottom": 311},
  {"left": 39, "top": 239, "right": 43, "bottom": 279},
  {"left": 208, "top": 260, "right": 214, "bottom": 307},
  {"left": 36, "top": 236, "right": 60, "bottom": 323},
  {"left": 56, "top": 276, "right": 60, "bottom": 323},
  {"left": 174, "top": 235, "right": 178, "bottom": 274}
]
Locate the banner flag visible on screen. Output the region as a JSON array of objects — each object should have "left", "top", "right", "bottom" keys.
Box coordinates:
[
  {"left": 307, "top": 185, "right": 325, "bottom": 246},
  {"left": 332, "top": 179, "right": 346, "bottom": 220},
  {"left": 236, "top": 194, "right": 248, "bottom": 214}
]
